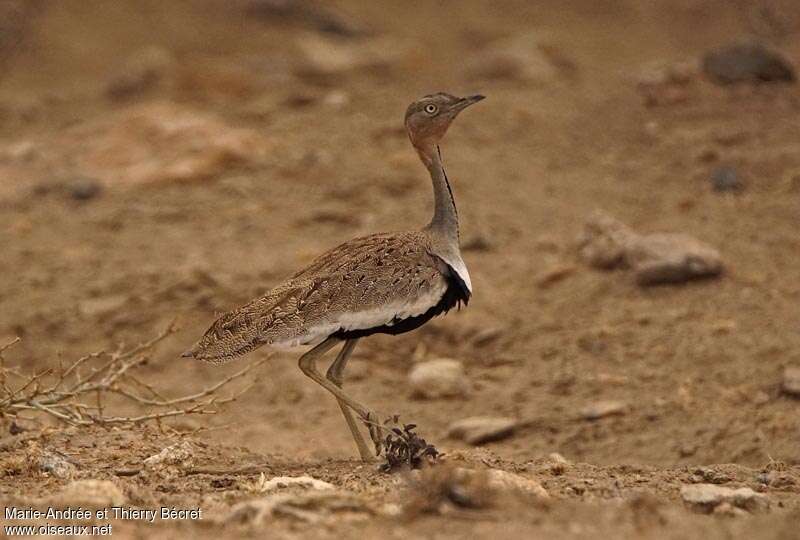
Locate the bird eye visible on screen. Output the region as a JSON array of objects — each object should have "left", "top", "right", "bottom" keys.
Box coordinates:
[{"left": 424, "top": 104, "right": 438, "bottom": 115}]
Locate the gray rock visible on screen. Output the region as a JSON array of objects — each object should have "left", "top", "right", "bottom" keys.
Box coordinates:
[
  {"left": 447, "top": 416, "right": 517, "bottom": 445},
  {"left": 782, "top": 367, "right": 800, "bottom": 397},
  {"left": 628, "top": 233, "right": 724, "bottom": 286},
  {"left": 681, "top": 484, "right": 769, "bottom": 514},
  {"left": 703, "top": 42, "right": 795, "bottom": 85},
  {"left": 408, "top": 358, "right": 468, "bottom": 399},
  {"left": 578, "top": 211, "right": 724, "bottom": 286}
]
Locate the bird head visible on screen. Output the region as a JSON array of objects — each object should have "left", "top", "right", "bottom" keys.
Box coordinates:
[{"left": 404, "top": 93, "right": 484, "bottom": 154}]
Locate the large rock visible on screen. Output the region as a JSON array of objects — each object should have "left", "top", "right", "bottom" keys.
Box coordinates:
[
  {"left": 408, "top": 358, "right": 468, "bottom": 399},
  {"left": 681, "top": 484, "right": 769, "bottom": 514},
  {"left": 578, "top": 211, "right": 724, "bottom": 286},
  {"left": 447, "top": 416, "right": 517, "bottom": 445},
  {"left": 627, "top": 233, "right": 724, "bottom": 286},
  {"left": 703, "top": 42, "right": 795, "bottom": 85}
]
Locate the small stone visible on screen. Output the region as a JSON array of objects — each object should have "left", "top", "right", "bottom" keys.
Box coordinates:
[
  {"left": 39, "top": 451, "right": 77, "bottom": 479},
  {"left": 447, "top": 416, "right": 517, "bottom": 445},
  {"left": 144, "top": 441, "right": 194, "bottom": 470},
  {"left": 485, "top": 469, "right": 548, "bottom": 499},
  {"left": 628, "top": 233, "right": 723, "bottom": 286},
  {"left": 580, "top": 400, "right": 627, "bottom": 420},
  {"left": 66, "top": 177, "right": 103, "bottom": 200},
  {"left": 703, "top": 42, "right": 795, "bottom": 85},
  {"left": 711, "top": 166, "right": 743, "bottom": 192},
  {"left": 781, "top": 367, "right": 800, "bottom": 397},
  {"left": 408, "top": 358, "right": 468, "bottom": 399},
  {"left": 681, "top": 484, "right": 769, "bottom": 514},
  {"left": 50, "top": 480, "right": 125, "bottom": 508},
  {"left": 253, "top": 474, "right": 335, "bottom": 493}
]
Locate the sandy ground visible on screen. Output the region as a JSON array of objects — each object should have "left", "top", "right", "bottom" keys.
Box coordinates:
[{"left": 1, "top": 1, "right": 799, "bottom": 538}]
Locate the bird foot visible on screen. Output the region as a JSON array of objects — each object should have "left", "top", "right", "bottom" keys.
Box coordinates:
[{"left": 362, "top": 411, "right": 384, "bottom": 456}]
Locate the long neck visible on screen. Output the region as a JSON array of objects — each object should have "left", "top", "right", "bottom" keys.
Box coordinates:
[{"left": 419, "top": 144, "right": 459, "bottom": 243}]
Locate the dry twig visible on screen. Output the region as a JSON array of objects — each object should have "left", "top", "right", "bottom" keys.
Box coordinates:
[{"left": 0, "top": 322, "right": 265, "bottom": 428}]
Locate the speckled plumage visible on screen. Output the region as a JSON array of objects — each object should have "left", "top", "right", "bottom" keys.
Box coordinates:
[
  {"left": 184, "top": 92, "right": 484, "bottom": 461},
  {"left": 187, "top": 230, "right": 469, "bottom": 363}
]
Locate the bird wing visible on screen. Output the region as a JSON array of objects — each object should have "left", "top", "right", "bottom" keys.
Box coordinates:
[{"left": 186, "top": 231, "right": 449, "bottom": 363}]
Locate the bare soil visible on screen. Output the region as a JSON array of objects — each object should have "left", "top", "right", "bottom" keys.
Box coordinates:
[{"left": 1, "top": 1, "right": 799, "bottom": 538}]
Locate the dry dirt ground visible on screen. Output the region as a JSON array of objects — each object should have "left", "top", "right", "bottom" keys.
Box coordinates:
[{"left": 1, "top": 1, "right": 800, "bottom": 538}]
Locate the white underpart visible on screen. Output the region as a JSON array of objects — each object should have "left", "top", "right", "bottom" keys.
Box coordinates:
[
  {"left": 437, "top": 252, "right": 472, "bottom": 293},
  {"left": 271, "top": 281, "right": 449, "bottom": 349}
]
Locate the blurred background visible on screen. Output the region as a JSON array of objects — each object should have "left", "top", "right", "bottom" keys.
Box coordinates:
[{"left": 1, "top": 0, "right": 799, "bottom": 469}]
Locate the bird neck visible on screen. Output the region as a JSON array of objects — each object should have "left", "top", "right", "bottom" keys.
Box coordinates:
[{"left": 418, "top": 143, "right": 459, "bottom": 244}]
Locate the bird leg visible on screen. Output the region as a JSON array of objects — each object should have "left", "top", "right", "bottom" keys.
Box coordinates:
[
  {"left": 298, "top": 337, "right": 384, "bottom": 460},
  {"left": 325, "top": 339, "right": 374, "bottom": 461}
]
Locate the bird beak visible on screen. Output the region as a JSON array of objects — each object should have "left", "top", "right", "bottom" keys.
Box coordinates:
[{"left": 455, "top": 94, "right": 485, "bottom": 111}]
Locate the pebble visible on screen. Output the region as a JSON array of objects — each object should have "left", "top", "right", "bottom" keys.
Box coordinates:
[
  {"left": 39, "top": 451, "right": 77, "bottom": 479},
  {"left": 254, "top": 475, "right": 335, "bottom": 493},
  {"left": 702, "top": 42, "right": 795, "bottom": 85},
  {"left": 711, "top": 166, "right": 743, "bottom": 193},
  {"left": 485, "top": 469, "right": 549, "bottom": 499},
  {"left": 680, "top": 484, "right": 769, "bottom": 514},
  {"left": 781, "top": 366, "right": 800, "bottom": 397},
  {"left": 579, "top": 400, "right": 627, "bottom": 420},
  {"left": 408, "top": 358, "right": 469, "bottom": 399},
  {"left": 447, "top": 416, "right": 517, "bottom": 445},
  {"left": 144, "top": 441, "right": 195, "bottom": 470}
]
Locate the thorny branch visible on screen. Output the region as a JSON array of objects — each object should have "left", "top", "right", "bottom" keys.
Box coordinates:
[{"left": 0, "top": 322, "right": 266, "bottom": 428}]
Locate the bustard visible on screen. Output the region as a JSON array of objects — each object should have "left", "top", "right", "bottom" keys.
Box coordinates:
[{"left": 184, "top": 93, "right": 484, "bottom": 461}]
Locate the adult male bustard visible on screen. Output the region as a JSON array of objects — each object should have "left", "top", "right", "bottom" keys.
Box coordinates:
[{"left": 184, "top": 93, "right": 484, "bottom": 461}]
